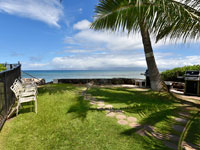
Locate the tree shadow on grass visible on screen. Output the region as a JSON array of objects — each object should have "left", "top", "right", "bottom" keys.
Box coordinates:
[
  {"left": 88, "top": 87, "right": 175, "bottom": 107},
  {"left": 185, "top": 113, "right": 200, "bottom": 146},
  {"left": 38, "top": 84, "right": 82, "bottom": 95},
  {"left": 88, "top": 87, "right": 179, "bottom": 120},
  {"left": 67, "top": 96, "right": 91, "bottom": 120},
  {"left": 132, "top": 133, "right": 170, "bottom": 150},
  {"left": 117, "top": 107, "right": 180, "bottom": 150}
]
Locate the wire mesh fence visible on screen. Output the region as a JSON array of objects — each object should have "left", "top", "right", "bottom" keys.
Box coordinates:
[{"left": 0, "top": 63, "right": 21, "bottom": 130}]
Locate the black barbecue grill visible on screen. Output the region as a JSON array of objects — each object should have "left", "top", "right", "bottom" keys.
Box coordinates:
[
  {"left": 184, "top": 71, "right": 200, "bottom": 96},
  {"left": 141, "top": 69, "right": 151, "bottom": 88}
]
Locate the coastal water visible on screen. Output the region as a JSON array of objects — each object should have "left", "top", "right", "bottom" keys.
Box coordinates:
[{"left": 22, "top": 70, "right": 145, "bottom": 82}]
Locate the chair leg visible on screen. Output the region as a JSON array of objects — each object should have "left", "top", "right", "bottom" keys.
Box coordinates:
[
  {"left": 35, "top": 100, "right": 37, "bottom": 113},
  {"left": 16, "top": 102, "right": 20, "bottom": 116}
]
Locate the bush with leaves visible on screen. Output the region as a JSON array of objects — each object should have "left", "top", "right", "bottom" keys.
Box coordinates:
[
  {"left": 161, "top": 65, "right": 200, "bottom": 81},
  {"left": 0, "top": 64, "right": 6, "bottom": 72}
]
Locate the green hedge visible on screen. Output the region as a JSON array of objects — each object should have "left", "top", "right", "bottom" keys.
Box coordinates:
[
  {"left": 0, "top": 64, "right": 6, "bottom": 72},
  {"left": 161, "top": 65, "right": 200, "bottom": 81}
]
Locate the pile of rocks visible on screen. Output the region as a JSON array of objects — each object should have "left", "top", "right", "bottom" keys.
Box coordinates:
[{"left": 23, "top": 78, "right": 45, "bottom": 85}]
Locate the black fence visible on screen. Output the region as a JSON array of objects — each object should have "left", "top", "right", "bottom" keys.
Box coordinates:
[{"left": 0, "top": 63, "right": 21, "bottom": 130}]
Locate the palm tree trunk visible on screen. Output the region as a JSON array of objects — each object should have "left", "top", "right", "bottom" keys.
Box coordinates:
[{"left": 139, "top": 23, "right": 163, "bottom": 91}]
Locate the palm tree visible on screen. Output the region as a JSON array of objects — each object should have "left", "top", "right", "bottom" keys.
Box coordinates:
[{"left": 91, "top": 0, "right": 200, "bottom": 91}]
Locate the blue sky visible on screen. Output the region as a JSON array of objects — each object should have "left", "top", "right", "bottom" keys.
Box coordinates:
[{"left": 0, "top": 0, "right": 199, "bottom": 70}]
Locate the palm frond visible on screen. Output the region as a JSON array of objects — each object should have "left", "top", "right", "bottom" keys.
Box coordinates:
[{"left": 91, "top": 0, "right": 200, "bottom": 42}]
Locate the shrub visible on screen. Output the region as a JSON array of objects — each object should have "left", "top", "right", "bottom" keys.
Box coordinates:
[
  {"left": 161, "top": 65, "right": 200, "bottom": 81},
  {"left": 0, "top": 64, "right": 6, "bottom": 72}
]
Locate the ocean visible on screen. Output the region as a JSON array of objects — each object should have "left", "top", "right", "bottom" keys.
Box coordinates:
[{"left": 22, "top": 70, "right": 145, "bottom": 82}]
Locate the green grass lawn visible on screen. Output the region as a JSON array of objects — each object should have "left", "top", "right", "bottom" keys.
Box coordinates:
[{"left": 0, "top": 84, "right": 199, "bottom": 150}]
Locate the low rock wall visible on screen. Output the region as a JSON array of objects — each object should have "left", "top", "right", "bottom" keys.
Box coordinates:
[{"left": 53, "top": 78, "right": 138, "bottom": 85}]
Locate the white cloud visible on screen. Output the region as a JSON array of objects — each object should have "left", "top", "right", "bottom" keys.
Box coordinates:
[
  {"left": 156, "top": 55, "right": 200, "bottom": 69},
  {"left": 29, "top": 63, "right": 48, "bottom": 67},
  {"left": 65, "top": 49, "right": 96, "bottom": 53},
  {"left": 0, "top": 0, "right": 63, "bottom": 27},
  {"left": 69, "top": 20, "right": 144, "bottom": 51},
  {"left": 50, "top": 52, "right": 200, "bottom": 70},
  {"left": 71, "top": 19, "right": 200, "bottom": 53},
  {"left": 68, "top": 20, "right": 189, "bottom": 52},
  {"left": 52, "top": 53, "right": 146, "bottom": 70},
  {"left": 73, "top": 19, "right": 91, "bottom": 30},
  {"left": 22, "top": 62, "right": 49, "bottom": 70},
  {"left": 22, "top": 53, "right": 200, "bottom": 70},
  {"left": 75, "top": 30, "right": 143, "bottom": 51},
  {"left": 79, "top": 8, "right": 83, "bottom": 13},
  {"left": 64, "top": 37, "right": 77, "bottom": 44}
]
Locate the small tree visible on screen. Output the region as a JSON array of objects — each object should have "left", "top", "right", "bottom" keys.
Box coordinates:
[{"left": 0, "top": 64, "right": 6, "bottom": 72}]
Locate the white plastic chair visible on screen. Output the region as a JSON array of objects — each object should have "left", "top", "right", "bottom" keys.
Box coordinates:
[
  {"left": 10, "top": 83, "right": 37, "bottom": 115},
  {"left": 14, "top": 79, "right": 36, "bottom": 93},
  {"left": 20, "top": 78, "right": 37, "bottom": 88},
  {"left": 14, "top": 78, "right": 37, "bottom": 101}
]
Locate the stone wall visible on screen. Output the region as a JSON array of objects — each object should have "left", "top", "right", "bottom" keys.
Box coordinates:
[{"left": 53, "top": 78, "right": 138, "bottom": 85}]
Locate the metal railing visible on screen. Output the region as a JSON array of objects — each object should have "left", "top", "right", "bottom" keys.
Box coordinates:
[{"left": 0, "top": 63, "right": 21, "bottom": 130}]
